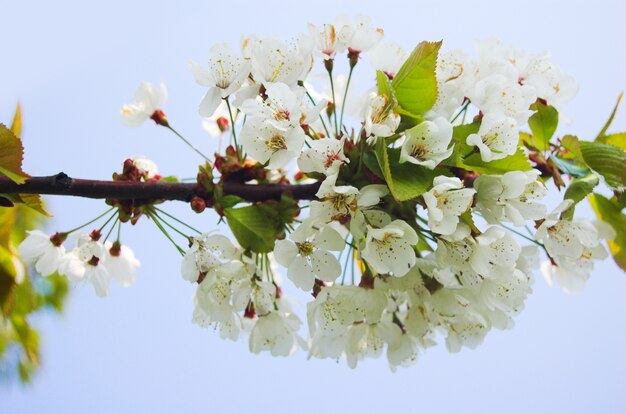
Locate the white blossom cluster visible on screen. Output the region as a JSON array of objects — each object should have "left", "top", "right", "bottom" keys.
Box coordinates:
[
  {"left": 18, "top": 230, "right": 139, "bottom": 297},
  {"left": 109, "top": 15, "right": 620, "bottom": 370}
]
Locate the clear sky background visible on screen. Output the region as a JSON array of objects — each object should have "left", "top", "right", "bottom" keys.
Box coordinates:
[{"left": 1, "top": 0, "right": 625, "bottom": 412}]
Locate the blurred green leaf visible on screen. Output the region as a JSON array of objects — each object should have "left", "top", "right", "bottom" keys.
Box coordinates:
[
  {"left": 589, "top": 193, "right": 626, "bottom": 271},
  {"left": 0, "top": 123, "right": 29, "bottom": 184},
  {"left": 596, "top": 92, "right": 623, "bottom": 141},
  {"left": 603, "top": 132, "right": 626, "bottom": 150},
  {"left": 561, "top": 135, "right": 626, "bottom": 190},
  {"left": 10, "top": 103, "right": 22, "bottom": 138}
]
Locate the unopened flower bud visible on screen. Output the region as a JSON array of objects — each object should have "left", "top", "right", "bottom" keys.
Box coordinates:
[
  {"left": 191, "top": 196, "right": 206, "bottom": 213},
  {"left": 216, "top": 116, "right": 229, "bottom": 133},
  {"left": 150, "top": 109, "right": 169, "bottom": 127}
]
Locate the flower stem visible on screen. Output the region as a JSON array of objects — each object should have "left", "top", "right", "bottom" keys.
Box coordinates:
[
  {"left": 64, "top": 207, "right": 115, "bottom": 234},
  {"left": 450, "top": 100, "right": 471, "bottom": 124},
  {"left": 147, "top": 212, "right": 185, "bottom": 255},
  {"left": 154, "top": 207, "right": 202, "bottom": 235},
  {"left": 305, "top": 91, "right": 331, "bottom": 138},
  {"left": 102, "top": 217, "right": 119, "bottom": 243},
  {"left": 166, "top": 125, "right": 212, "bottom": 163},
  {"left": 339, "top": 65, "right": 354, "bottom": 130},
  {"left": 327, "top": 70, "right": 340, "bottom": 138},
  {"left": 225, "top": 99, "right": 242, "bottom": 161}
]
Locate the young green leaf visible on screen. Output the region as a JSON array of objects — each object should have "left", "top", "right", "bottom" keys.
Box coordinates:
[
  {"left": 528, "top": 101, "right": 559, "bottom": 150},
  {"left": 224, "top": 205, "right": 276, "bottom": 253},
  {"left": 11, "top": 103, "right": 22, "bottom": 138},
  {"left": 603, "top": 132, "right": 626, "bottom": 150},
  {"left": 561, "top": 173, "right": 599, "bottom": 220},
  {"left": 596, "top": 92, "right": 623, "bottom": 141},
  {"left": 589, "top": 193, "right": 626, "bottom": 271},
  {"left": 463, "top": 147, "right": 532, "bottom": 175},
  {"left": 0, "top": 124, "right": 29, "bottom": 184},
  {"left": 392, "top": 41, "right": 441, "bottom": 117},
  {"left": 375, "top": 138, "right": 436, "bottom": 201}
]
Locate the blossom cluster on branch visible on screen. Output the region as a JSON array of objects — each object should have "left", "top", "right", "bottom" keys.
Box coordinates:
[{"left": 4, "top": 14, "right": 625, "bottom": 370}]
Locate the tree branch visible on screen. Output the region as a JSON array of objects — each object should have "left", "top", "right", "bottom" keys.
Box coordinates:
[{"left": 0, "top": 173, "right": 321, "bottom": 202}]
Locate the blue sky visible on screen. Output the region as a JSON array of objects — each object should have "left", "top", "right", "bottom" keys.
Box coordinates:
[{"left": 1, "top": 0, "right": 625, "bottom": 412}]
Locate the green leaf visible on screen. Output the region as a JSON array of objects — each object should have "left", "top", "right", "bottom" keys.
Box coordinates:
[
  {"left": 603, "top": 132, "right": 626, "bottom": 150},
  {"left": 561, "top": 134, "right": 583, "bottom": 160},
  {"left": 528, "top": 101, "right": 559, "bottom": 150},
  {"left": 374, "top": 138, "right": 436, "bottom": 201},
  {"left": 11, "top": 103, "right": 22, "bottom": 138},
  {"left": 549, "top": 155, "right": 589, "bottom": 177},
  {"left": 596, "top": 92, "right": 623, "bottom": 141},
  {"left": 159, "top": 175, "right": 180, "bottom": 183},
  {"left": 463, "top": 148, "right": 532, "bottom": 174},
  {"left": 2, "top": 193, "right": 51, "bottom": 217},
  {"left": 224, "top": 205, "right": 276, "bottom": 253},
  {"left": 445, "top": 123, "right": 532, "bottom": 174},
  {"left": 392, "top": 41, "right": 441, "bottom": 117},
  {"left": 376, "top": 70, "right": 395, "bottom": 102},
  {"left": 561, "top": 135, "right": 626, "bottom": 190},
  {"left": 362, "top": 151, "right": 384, "bottom": 179},
  {"left": 561, "top": 173, "right": 599, "bottom": 220},
  {"left": 444, "top": 123, "right": 480, "bottom": 167},
  {"left": 218, "top": 195, "right": 244, "bottom": 209},
  {"left": 0, "top": 123, "right": 29, "bottom": 184},
  {"left": 589, "top": 193, "right": 626, "bottom": 271}
]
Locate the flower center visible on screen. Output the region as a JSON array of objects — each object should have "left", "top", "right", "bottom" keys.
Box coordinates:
[
  {"left": 266, "top": 134, "right": 288, "bottom": 151},
  {"left": 410, "top": 145, "right": 428, "bottom": 160},
  {"left": 296, "top": 241, "right": 314, "bottom": 256}
]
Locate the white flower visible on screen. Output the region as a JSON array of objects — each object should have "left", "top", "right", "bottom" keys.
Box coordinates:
[
  {"left": 202, "top": 101, "right": 232, "bottom": 138},
  {"left": 105, "top": 241, "right": 140, "bottom": 287},
  {"left": 521, "top": 52, "right": 579, "bottom": 109},
  {"left": 232, "top": 278, "right": 276, "bottom": 316},
  {"left": 249, "top": 311, "right": 305, "bottom": 357},
  {"left": 399, "top": 117, "right": 454, "bottom": 169},
  {"left": 59, "top": 234, "right": 110, "bottom": 297},
  {"left": 361, "top": 92, "right": 399, "bottom": 140},
  {"left": 273, "top": 221, "right": 344, "bottom": 291},
  {"left": 468, "top": 74, "right": 535, "bottom": 124},
  {"left": 474, "top": 170, "right": 547, "bottom": 226},
  {"left": 181, "top": 233, "right": 239, "bottom": 283},
  {"left": 470, "top": 227, "right": 521, "bottom": 278},
  {"left": 335, "top": 14, "right": 384, "bottom": 53},
  {"left": 18, "top": 230, "right": 66, "bottom": 276},
  {"left": 345, "top": 322, "right": 385, "bottom": 368},
  {"left": 309, "top": 174, "right": 388, "bottom": 223},
  {"left": 297, "top": 137, "right": 348, "bottom": 175},
  {"left": 308, "top": 23, "right": 344, "bottom": 59},
  {"left": 120, "top": 81, "right": 167, "bottom": 127},
  {"left": 535, "top": 201, "right": 601, "bottom": 259},
  {"left": 249, "top": 36, "right": 312, "bottom": 87},
  {"left": 466, "top": 114, "right": 519, "bottom": 162},
  {"left": 431, "top": 49, "right": 472, "bottom": 119},
  {"left": 240, "top": 82, "right": 302, "bottom": 129},
  {"left": 367, "top": 41, "right": 407, "bottom": 79},
  {"left": 193, "top": 273, "right": 242, "bottom": 340},
  {"left": 239, "top": 119, "right": 305, "bottom": 169},
  {"left": 307, "top": 285, "right": 386, "bottom": 360},
  {"left": 191, "top": 43, "right": 250, "bottom": 117},
  {"left": 539, "top": 215, "right": 615, "bottom": 293},
  {"left": 423, "top": 176, "right": 475, "bottom": 235},
  {"left": 361, "top": 220, "right": 418, "bottom": 277},
  {"left": 130, "top": 156, "right": 159, "bottom": 180}
]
